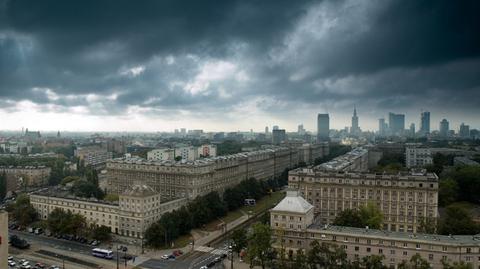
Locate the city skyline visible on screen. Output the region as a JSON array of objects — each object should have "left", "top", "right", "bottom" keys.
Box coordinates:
[{"left": 0, "top": 1, "right": 479, "bottom": 132}]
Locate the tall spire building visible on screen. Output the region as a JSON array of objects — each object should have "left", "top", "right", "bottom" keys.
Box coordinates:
[{"left": 350, "top": 106, "right": 360, "bottom": 135}]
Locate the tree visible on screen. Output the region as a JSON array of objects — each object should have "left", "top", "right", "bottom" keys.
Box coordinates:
[
  {"left": 333, "top": 209, "right": 364, "bottom": 228},
  {"left": 398, "top": 253, "right": 432, "bottom": 269},
  {"left": 439, "top": 204, "right": 479, "bottom": 235},
  {"left": 307, "top": 241, "right": 348, "bottom": 269},
  {"left": 438, "top": 178, "right": 459, "bottom": 206},
  {"left": 247, "top": 223, "right": 273, "bottom": 269},
  {"left": 359, "top": 202, "right": 383, "bottom": 229},
  {"left": 71, "top": 180, "right": 105, "bottom": 199},
  {"left": 448, "top": 166, "right": 480, "bottom": 204},
  {"left": 292, "top": 249, "right": 308, "bottom": 269},
  {"left": 92, "top": 225, "right": 112, "bottom": 241},
  {"left": 12, "top": 194, "right": 38, "bottom": 227},
  {"left": 47, "top": 208, "right": 87, "bottom": 236},
  {"left": 145, "top": 222, "right": 167, "bottom": 248},
  {"left": 61, "top": 176, "right": 81, "bottom": 185},
  {"left": 104, "top": 193, "right": 119, "bottom": 202},
  {"left": 361, "top": 255, "right": 387, "bottom": 269},
  {"left": 442, "top": 259, "right": 473, "bottom": 269},
  {"left": 231, "top": 228, "right": 247, "bottom": 257},
  {"left": 418, "top": 217, "right": 437, "bottom": 234},
  {"left": 0, "top": 172, "right": 7, "bottom": 200}
]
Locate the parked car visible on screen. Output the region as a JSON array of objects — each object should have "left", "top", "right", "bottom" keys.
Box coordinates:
[
  {"left": 168, "top": 254, "right": 176, "bottom": 260},
  {"left": 8, "top": 261, "right": 16, "bottom": 267},
  {"left": 161, "top": 254, "right": 169, "bottom": 260},
  {"left": 35, "top": 262, "right": 46, "bottom": 268}
]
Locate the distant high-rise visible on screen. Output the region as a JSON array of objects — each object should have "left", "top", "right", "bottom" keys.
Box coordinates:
[
  {"left": 420, "top": 111, "right": 430, "bottom": 136},
  {"left": 297, "top": 124, "right": 305, "bottom": 135},
  {"left": 273, "top": 125, "right": 279, "bottom": 131},
  {"left": 272, "top": 129, "right": 286, "bottom": 145},
  {"left": 378, "top": 118, "right": 387, "bottom": 136},
  {"left": 350, "top": 106, "right": 360, "bottom": 135},
  {"left": 459, "top": 123, "right": 470, "bottom": 138},
  {"left": 317, "top": 114, "right": 330, "bottom": 142},
  {"left": 409, "top": 123, "right": 416, "bottom": 137},
  {"left": 265, "top": 126, "right": 269, "bottom": 134},
  {"left": 388, "top": 112, "right": 405, "bottom": 136},
  {"left": 439, "top": 119, "right": 449, "bottom": 137}
]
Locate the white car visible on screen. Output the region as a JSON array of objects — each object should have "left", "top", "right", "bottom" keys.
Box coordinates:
[
  {"left": 8, "top": 261, "right": 16, "bottom": 267},
  {"left": 161, "top": 254, "right": 170, "bottom": 260},
  {"left": 8, "top": 256, "right": 13, "bottom": 260},
  {"left": 200, "top": 266, "right": 208, "bottom": 269}
]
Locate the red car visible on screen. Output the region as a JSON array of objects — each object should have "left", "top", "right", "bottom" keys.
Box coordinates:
[
  {"left": 173, "top": 250, "right": 183, "bottom": 256},
  {"left": 35, "top": 263, "right": 46, "bottom": 268}
]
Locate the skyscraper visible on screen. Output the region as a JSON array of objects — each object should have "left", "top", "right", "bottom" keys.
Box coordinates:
[
  {"left": 459, "top": 123, "right": 470, "bottom": 138},
  {"left": 350, "top": 106, "right": 360, "bottom": 135},
  {"left": 378, "top": 118, "right": 387, "bottom": 136},
  {"left": 265, "top": 126, "right": 269, "bottom": 135},
  {"left": 272, "top": 129, "right": 286, "bottom": 144},
  {"left": 420, "top": 111, "right": 431, "bottom": 136},
  {"left": 409, "top": 123, "right": 416, "bottom": 137},
  {"left": 297, "top": 124, "right": 305, "bottom": 135},
  {"left": 439, "top": 119, "right": 449, "bottom": 137},
  {"left": 388, "top": 112, "right": 405, "bottom": 136},
  {"left": 317, "top": 114, "right": 330, "bottom": 142}
]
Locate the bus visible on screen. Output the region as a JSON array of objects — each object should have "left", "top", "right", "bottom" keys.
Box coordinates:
[{"left": 92, "top": 248, "right": 114, "bottom": 259}]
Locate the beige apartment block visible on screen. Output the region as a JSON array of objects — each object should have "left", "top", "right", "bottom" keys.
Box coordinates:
[
  {"left": 289, "top": 169, "right": 439, "bottom": 233},
  {"left": 30, "top": 185, "right": 187, "bottom": 238},
  {"left": 270, "top": 191, "right": 480, "bottom": 269},
  {"left": 106, "top": 146, "right": 303, "bottom": 199}
]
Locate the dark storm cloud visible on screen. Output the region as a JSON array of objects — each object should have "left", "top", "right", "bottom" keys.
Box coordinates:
[{"left": 0, "top": 0, "right": 479, "bottom": 126}]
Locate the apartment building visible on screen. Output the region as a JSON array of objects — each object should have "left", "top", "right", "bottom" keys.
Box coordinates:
[
  {"left": 147, "top": 144, "right": 217, "bottom": 162},
  {"left": 288, "top": 169, "right": 439, "bottom": 233},
  {"left": 0, "top": 211, "right": 7, "bottom": 263},
  {"left": 30, "top": 185, "right": 187, "bottom": 238},
  {"left": 0, "top": 165, "right": 51, "bottom": 192},
  {"left": 296, "top": 143, "right": 329, "bottom": 165},
  {"left": 75, "top": 146, "right": 113, "bottom": 166},
  {"left": 317, "top": 147, "right": 369, "bottom": 172},
  {"left": 405, "top": 143, "right": 433, "bottom": 168},
  {"left": 107, "top": 147, "right": 300, "bottom": 199},
  {"left": 270, "top": 192, "right": 480, "bottom": 269}
]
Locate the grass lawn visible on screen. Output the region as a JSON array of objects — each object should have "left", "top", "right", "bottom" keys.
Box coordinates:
[{"left": 203, "top": 190, "right": 286, "bottom": 232}]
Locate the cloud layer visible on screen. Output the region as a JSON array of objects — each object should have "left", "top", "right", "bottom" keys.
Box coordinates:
[{"left": 0, "top": 0, "right": 479, "bottom": 131}]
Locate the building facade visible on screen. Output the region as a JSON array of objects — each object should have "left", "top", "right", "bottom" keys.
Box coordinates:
[
  {"left": 316, "top": 147, "right": 369, "bottom": 172},
  {"left": 271, "top": 192, "right": 479, "bottom": 269},
  {"left": 389, "top": 113, "right": 405, "bottom": 136},
  {"left": 75, "top": 146, "right": 113, "bottom": 166},
  {"left": 405, "top": 144, "right": 433, "bottom": 168},
  {"left": 420, "top": 111, "right": 430, "bottom": 136},
  {"left": 288, "top": 169, "right": 439, "bottom": 233},
  {"left": 317, "top": 114, "right": 330, "bottom": 142},
  {"left": 30, "top": 185, "right": 187, "bottom": 238},
  {"left": 107, "top": 147, "right": 301, "bottom": 199},
  {"left": 439, "top": 119, "right": 449, "bottom": 138},
  {"left": 0, "top": 165, "right": 51, "bottom": 192},
  {"left": 0, "top": 211, "right": 8, "bottom": 264}
]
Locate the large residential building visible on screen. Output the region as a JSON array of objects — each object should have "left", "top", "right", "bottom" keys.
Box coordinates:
[
  {"left": 0, "top": 165, "right": 51, "bottom": 192},
  {"left": 317, "top": 114, "right": 330, "bottom": 142},
  {"left": 405, "top": 143, "right": 433, "bottom": 168},
  {"left": 30, "top": 185, "right": 187, "bottom": 238},
  {"left": 75, "top": 146, "right": 113, "bottom": 167},
  {"left": 296, "top": 143, "right": 329, "bottom": 165},
  {"left": 0, "top": 211, "right": 7, "bottom": 263},
  {"left": 147, "top": 148, "right": 175, "bottom": 161},
  {"left": 378, "top": 118, "right": 387, "bottom": 137},
  {"left": 316, "top": 147, "right": 369, "bottom": 172},
  {"left": 288, "top": 168, "right": 439, "bottom": 233},
  {"left": 271, "top": 191, "right": 479, "bottom": 269},
  {"left": 459, "top": 123, "right": 470, "bottom": 138},
  {"left": 107, "top": 147, "right": 301, "bottom": 200}
]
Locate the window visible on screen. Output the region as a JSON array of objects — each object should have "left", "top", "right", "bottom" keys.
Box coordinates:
[
  {"left": 416, "top": 244, "right": 421, "bottom": 249},
  {"left": 429, "top": 254, "right": 433, "bottom": 260},
  {"left": 403, "top": 251, "right": 408, "bottom": 256},
  {"left": 442, "top": 246, "right": 448, "bottom": 252},
  {"left": 355, "top": 246, "right": 359, "bottom": 251},
  {"left": 379, "top": 249, "right": 383, "bottom": 254},
  {"left": 367, "top": 248, "right": 371, "bottom": 253}
]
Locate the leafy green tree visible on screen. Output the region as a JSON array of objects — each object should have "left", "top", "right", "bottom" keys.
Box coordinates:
[
  {"left": 438, "top": 178, "right": 459, "bottom": 206},
  {"left": 398, "top": 253, "right": 432, "bottom": 269},
  {"left": 359, "top": 202, "right": 383, "bottom": 229},
  {"left": 231, "top": 228, "right": 248, "bottom": 257},
  {"left": 292, "top": 249, "right": 308, "bottom": 269},
  {"left": 418, "top": 217, "right": 437, "bottom": 234},
  {"left": 48, "top": 159, "right": 65, "bottom": 185},
  {"left": 247, "top": 223, "right": 273, "bottom": 269},
  {"left": 12, "top": 194, "right": 38, "bottom": 227},
  {"left": 91, "top": 225, "right": 112, "bottom": 241},
  {"left": 47, "top": 208, "right": 87, "bottom": 235},
  {"left": 307, "top": 241, "right": 348, "bottom": 269},
  {"left": 104, "top": 193, "right": 119, "bottom": 202},
  {"left": 71, "top": 180, "right": 105, "bottom": 199},
  {"left": 0, "top": 172, "right": 7, "bottom": 200},
  {"left": 361, "top": 255, "right": 387, "bottom": 269},
  {"left": 439, "top": 204, "right": 479, "bottom": 235},
  {"left": 85, "top": 166, "right": 99, "bottom": 186},
  {"left": 448, "top": 166, "right": 480, "bottom": 204},
  {"left": 442, "top": 259, "right": 473, "bottom": 269},
  {"left": 144, "top": 222, "right": 167, "bottom": 248},
  {"left": 333, "top": 209, "right": 364, "bottom": 228}
]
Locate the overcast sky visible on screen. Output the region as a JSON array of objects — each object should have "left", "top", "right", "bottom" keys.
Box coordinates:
[{"left": 0, "top": 0, "right": 479, "bottom": 132}]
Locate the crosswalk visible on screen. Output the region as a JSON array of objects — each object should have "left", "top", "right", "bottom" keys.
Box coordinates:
[{"left": 194, "top": 246, "right": 228, "bottom": 256}]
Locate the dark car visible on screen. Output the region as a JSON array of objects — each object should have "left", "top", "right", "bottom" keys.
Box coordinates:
[{"left": 206, "top": 261, "right": 216, "bottom": 267}]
